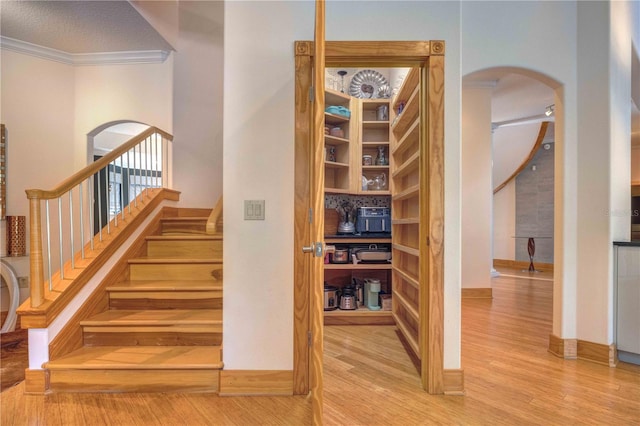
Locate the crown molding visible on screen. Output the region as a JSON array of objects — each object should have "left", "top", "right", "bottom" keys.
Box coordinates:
[{"left": 0, "top": 36, "right": 169, "bottom": 66}]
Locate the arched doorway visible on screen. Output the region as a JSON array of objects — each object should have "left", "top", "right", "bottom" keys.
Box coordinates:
[
  {"left": 461, "top": 66, "right": 564, "bottom": 353},
  {"left": 86, "top": 121, "right": 152, "bottom": 234}
]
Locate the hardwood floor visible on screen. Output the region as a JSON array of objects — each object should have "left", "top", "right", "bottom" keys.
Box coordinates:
[
  {"left": 0, "top": 328, "right": 28, "bottom": 390},
  {"left": 2, "top": 268, "right": 639, "bottom": 425}
]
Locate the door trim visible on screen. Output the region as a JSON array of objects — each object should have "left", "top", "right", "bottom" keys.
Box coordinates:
[{"left": 293, "top": 40, "right": 446, "bottom": 395}]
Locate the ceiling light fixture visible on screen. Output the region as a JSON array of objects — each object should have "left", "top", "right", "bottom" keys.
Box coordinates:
[{"left": 545, "top": 104, "right": 555, "bottom": 117}]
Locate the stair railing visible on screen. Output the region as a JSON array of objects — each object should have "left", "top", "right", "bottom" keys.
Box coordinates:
[{"left": 26, "top": 127, "right": 173, "bottom": 307}]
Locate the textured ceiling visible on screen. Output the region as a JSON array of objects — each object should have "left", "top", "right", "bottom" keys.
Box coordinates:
[{"left": 0, "top": 1, "right": 173, "bottom": 54}]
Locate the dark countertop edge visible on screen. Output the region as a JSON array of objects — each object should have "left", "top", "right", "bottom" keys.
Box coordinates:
[
  {"left": 325, "top": 233, "right": 392, "bottom": 239},
  {"left": 613, "top": 241, "right": 640, "bottom": 247}
]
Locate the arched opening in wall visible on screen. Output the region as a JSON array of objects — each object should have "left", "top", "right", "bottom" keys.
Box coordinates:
[
  {"left": 87, "top": 121, "right": 151, "bottom": 234},
  {"left": 461, "top": 66, "right": 563, "bottom": 354}
]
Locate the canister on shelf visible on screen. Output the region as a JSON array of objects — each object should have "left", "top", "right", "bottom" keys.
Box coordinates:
[
  {"left": 329, "top": 127, "right": 344, "bottom": 138},
  {"left": 362, "top": 155, "right": 373, "bottom": 166}
]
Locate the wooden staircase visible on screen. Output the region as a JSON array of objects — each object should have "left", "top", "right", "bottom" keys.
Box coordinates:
[{"left": 44, "top": 211, "right": 224, "bottom": 393}]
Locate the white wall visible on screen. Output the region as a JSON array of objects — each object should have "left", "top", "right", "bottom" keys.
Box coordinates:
[
  {"left": 461, "top": 85, "right": 493, "bottom": 289},
  {"left": 0, "top": 50, "right": 75, "bottom": 219},
  {"left": 462, "top": 0, "right": 639, "bottom": 347},
  {"left": 74, "top": 58, "right": 174, "bottom": 171},
  {"left": 493, "top": 180, "right": 516, "bottom": 260},
  {"left": 492, "top": 123, "right": 543, "bottom": 189},
  {"left": 130, "top": 0, "right": 179, "bottom": 50},
  {"left": 224, "top": 0, "right": 462, "bottom": 370},
  {"left": 462, "top": 0, "right": 579, "bottom": 340},
  {"left": 575, "top": 1, "right": 619, "bottom": 345},
  {"left": 1, "top": 47, "right": 173, "bottom": 312},
  {"left": 172, "top": 1, "right": 224, "bottom": 208}
]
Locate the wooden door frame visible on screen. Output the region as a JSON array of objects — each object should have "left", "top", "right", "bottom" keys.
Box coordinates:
[{"left": 293, "top": 40, "right": 446, "bottom": 395}]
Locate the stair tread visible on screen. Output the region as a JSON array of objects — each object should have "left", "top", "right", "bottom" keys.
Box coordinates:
[
  {"left": 81, "top": 309, "right": 222, "bottom": 325},
  {"left": 107, "top": 280, "right": 222, "bottom": 292},
  {"left": 160, "top": 217, "right": 209, "bottom": 222},
  {"left": 128, "top": 257, "right": 223, "bottom": 264},
  {"left": 146, "top": 235, "right": 223, "bottom": 241},
  {"left": 46, "top": 345, "right": 223, "bottom": 370}
]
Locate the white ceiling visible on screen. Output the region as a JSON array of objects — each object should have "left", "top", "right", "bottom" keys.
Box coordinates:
[{"left": 0, "top": 0, "right": 172, "bottom": 54}]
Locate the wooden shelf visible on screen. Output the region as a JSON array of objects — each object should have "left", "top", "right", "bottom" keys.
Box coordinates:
[
  {"left": 393, "top": 243, "right": 420, "bottom": 257},
  {"left": 392, "top": 218, "right": 419, "bottom": 225},
  {"left": 324, "top": 187, "right": 351, "bottom": 195},
  {"left": 325, "top": 112, "right": 350, "bottom": 125},
  {"left": 392, "top": 185, "right": 419, "bottom": 201},
  {"left": 360, "top": 190, "right": 390, "bottom": 195},
  {"left": 325, "top": 308, "right": 392, "bottom": 316},
  {"left": 391, "top": 86, "right": 419, "bottom": 137},
  {"left": 392, "top": 312, "right": 419, "bottom": 356},
  {"left": 325, "top": 309, "right": 394, "bottom": 326},
  {"left": 325, "top": 135, "right": 349, "bottom": 145},
  {"left": 392, "top": 152, "right": 419, "bottom": 179},
  {"left": 362, "top": 121, "right": 390, "bottom": 128},
  {"left": 325, "top": 88, "right": 351, "bottom": 104},
  {"left": 393, "top": 67, "right": 420, "bottom": 113},
  {"left": 324, "top": 263, "right": 392, "bottom": 270},
  {"left": 363, "top": 142, "right": 390, "bottom": 146},
  {"left": 393, "top": 267, "right": 419, "bottom": 291},
  {"left": 325, "top": 161, "right": 349, "bottom": 169},
  {"left": 363, "top": 165, "right": 390, "bottom": 171},
  {"left": 392, "top": 289, "right": 419, "bottom": 323},
  {"left": 325, "top": 238, "right": 391, "bottom": 244},
  {"left": 392, "top": 119, "right": 419, "bottom": 157}
]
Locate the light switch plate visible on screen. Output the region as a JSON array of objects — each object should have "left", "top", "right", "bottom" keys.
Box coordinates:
[{"left": 244, "top": 200, "right": 265, "bottom": 220}]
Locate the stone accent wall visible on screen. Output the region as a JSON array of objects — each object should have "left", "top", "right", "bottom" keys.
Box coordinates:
[{"left": 515, "top": 143, "right": 554, "bottom": 264}]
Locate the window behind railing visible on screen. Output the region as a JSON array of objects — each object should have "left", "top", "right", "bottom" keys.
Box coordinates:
[{"left": 26, "top": 127, "right": 173, "bottom": 307}]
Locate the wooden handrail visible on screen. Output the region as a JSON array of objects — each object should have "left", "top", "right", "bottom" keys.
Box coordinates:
[
  {"left": 206, "top": 197, "right": 223, "bottom": 235},
  {"left": 26, "top": 126, "right": 172, "bottom": 200},
  {"left": 493, "top": 121, "right": 549, "bottom": 194},
  {"left": 25, "top": 126, "right": 173, "bottom": 307}
]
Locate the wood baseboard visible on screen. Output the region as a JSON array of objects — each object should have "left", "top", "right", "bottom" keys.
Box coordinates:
[
  {"left": 548, "top": 335, "right": 616, "bottom": 366},
  {"left": 577, "top": 340, "right": 617, "bottom": 367},
  {"left": 219, "top": 370, "right": 293, "bottom": 396},
  {"left": 461, "top": 288, "right": 492, "bottom": 299},
  {"left": 24, "top": 369, "right": 49, "bottom": 394},
  {"left": 443, "top": 369, "right": 464, "bottom": 395},
  {"left": 493, "top": 259, "right": 554, "bottom": 272},
  {"left": 548, "top": 334, "right": 577, "bottom": 359}
]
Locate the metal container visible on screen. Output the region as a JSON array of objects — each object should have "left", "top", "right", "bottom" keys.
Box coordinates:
[
  {"left": 376, "top": 105, "right": 389, "bottom": 121},
  {"left": 331, "top": 248, "right": 350, "bottom": 264},
  {"left": 353, "top": 244, "right": 391, "bottom": 262},
  {"left": 339, "top": 286, "right": 357, "bottom": 310},
  {"left": 324, "top": 285, "right": 339, "bottom": 311}
]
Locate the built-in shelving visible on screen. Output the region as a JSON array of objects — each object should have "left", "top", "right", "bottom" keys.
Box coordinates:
[
  {"left": 392, "top": 185, "right": 419, "bottom": 201},
  {"left": 325, "top": 308, "right": 394, "bottom": 326},
  {"left": 325, "top": 135, "right": 349, "bottom": 145},
  {"left": 392, "top": 120, "right": 419, "bottom": 157},
  {"left": 360, "top": 99, "right": 391, "bottom": 195},
  {"left": 390, "top": 67, "right": 422, "bottom": 360},
  {"left": 324, "top": 263, "right": 392, "bottom": 270},
  {"left": 325, "top": 161, "right": 349, "bottom": 169},
  {"left": 324, "top": 90, "right": 353, "bottom": 193},
  {"left": 323, "top": 89, "right": 394, "bottom": 326}
]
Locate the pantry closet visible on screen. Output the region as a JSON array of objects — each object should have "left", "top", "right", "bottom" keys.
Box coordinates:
[{"left": 293, "top": 40, "right": 446, "bottom": 397}]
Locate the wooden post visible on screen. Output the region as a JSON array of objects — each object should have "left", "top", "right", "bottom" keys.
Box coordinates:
[
  {"left": 28, "top": 197, "right": 45, "bottom": 307},
  {"left": 311, "top": 1, "right": 325, "bottom": 425}
]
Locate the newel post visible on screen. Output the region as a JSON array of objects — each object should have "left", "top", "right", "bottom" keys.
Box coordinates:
[{"left": 28, "top": 195, "right": 45, "bottom": 307}]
